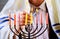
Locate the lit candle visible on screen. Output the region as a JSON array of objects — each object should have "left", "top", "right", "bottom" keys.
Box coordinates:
[
  {"left": 36, "top": 9, "right": 38, "bottom": 13},
  {"left": 40, "top": 13, "right": 42, "bottom": 25},
  {"left": 14, "top": 14, "right": 16, "bottom": 25},
  {"left": 9, "top": 13, "right": 11, "bottom": 25},
  {"left": 25, "top": 13, "right": 28, "bottom": 25},
  {"left": 30, "top": 12, "right": 33, "bottom": 24},
  {"left": 46, "top": 13, "right": 48, "bottom": 25}
]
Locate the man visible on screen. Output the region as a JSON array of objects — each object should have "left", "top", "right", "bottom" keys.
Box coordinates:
[{"left": 0, "top": 0, "right": 59, "bottom": 39}]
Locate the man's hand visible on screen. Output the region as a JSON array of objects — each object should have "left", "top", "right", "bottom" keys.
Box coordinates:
[
  {"left": 20, "top": 12, "right": 31, "bottom": 26},
  {"left": 14, "top": 11, "right": 31, "bottom": 35}
]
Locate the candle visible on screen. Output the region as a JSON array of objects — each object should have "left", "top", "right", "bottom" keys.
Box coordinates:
[
  {"left": 18, "top": 13, "right": 20, "bottom": 25},
  {"left": 14, "top": 14, "right": 16, "bottom": 25},
  {"left": 36, "top": 15, "right": 38, "bottom": 24},
  {"left": 30, "top": 12, "right": 33, "bottom": 24},
  {"left": 25, "top": 13, "right": 28, "bottom": 25},
  {"left": 9, "top": 13, "right": 11, "bottom": 25},
  {"left": 46, "top": 13, "right": 48, "bottom": 25},
  {"left": 40, "top": 13, "right": 42, "bottom": 25}
]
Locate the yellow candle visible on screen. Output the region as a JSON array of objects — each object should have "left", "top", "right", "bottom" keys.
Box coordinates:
[
  {"left": 14, "top": 14, "right": 16, "bottom": 25},
  {"left": 25, "top": 13, "right": 28, "bottom": 25},
  {"left": 30, "top": 12, "right": 33, "bottom": 24}
]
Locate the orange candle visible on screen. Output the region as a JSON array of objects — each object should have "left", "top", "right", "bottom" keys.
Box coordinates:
[
  {"left": 40, "top": 13, "right": 42, "bottom": 25},
  {"left": 14, "top": 14, "right": 16, "bottom": 25},
  {"left": 46, "top": 13, "right": 48, "bottom": 25}
]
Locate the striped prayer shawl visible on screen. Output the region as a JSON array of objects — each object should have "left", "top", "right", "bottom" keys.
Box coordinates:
[{"left": 46, "top": 0, "right": 60, "bottom": 39}]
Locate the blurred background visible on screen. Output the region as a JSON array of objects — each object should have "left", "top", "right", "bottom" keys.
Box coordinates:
[{"left": 0, "top": 0, "right": 8, "bottom": 12}]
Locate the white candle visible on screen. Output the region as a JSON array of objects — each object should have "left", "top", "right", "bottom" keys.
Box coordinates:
[
  {"left": 40, "top": 13, "right": 42, "bottom": 25},
  {"left": 46, "top": 13, "right": 48, "bottom": 25},
  {"left": 36, "top": 15, "right": 38, "bottom": 24}
]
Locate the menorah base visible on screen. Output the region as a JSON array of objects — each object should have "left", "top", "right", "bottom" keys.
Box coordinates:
[{"left": 19, "top": 33, "right": 22, "bottom": 39}]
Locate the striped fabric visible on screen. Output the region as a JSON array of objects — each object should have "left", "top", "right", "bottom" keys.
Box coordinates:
[
  {"left": 46, "top": 0, "right": 60, "bottom": 39},
  {"left": 0, "top": 15, "right": 14, "bottom": 30}
]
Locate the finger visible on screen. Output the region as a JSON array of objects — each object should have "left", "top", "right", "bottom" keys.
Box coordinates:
[
  {"left": 21, "top": 12, "right": 26, "bottom": 15},
  {"left": 20, "top": 20, "right": 25, "bottom": 23},
  {"left": 20, "top": 23, "right": 25, "bottom": 26}
]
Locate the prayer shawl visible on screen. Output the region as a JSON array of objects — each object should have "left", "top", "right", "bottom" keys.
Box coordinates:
[
  {"left": 46, "top": 0, "right": 60, "bottom": 39},
  {"left": 0, "top": 0, "right": 49, "bottom": 39}
]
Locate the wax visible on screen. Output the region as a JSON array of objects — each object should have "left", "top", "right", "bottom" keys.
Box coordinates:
[
  {"left": 30, "top": 12, "right": 33, "bottom": 24},
  {"left": 40, "top": 13, "right": 42, "bottom": 25},
  {"left": 46, "top": 13, "right": 48, "bottom": 25},
  {"left": 25, "top": 13, "right": 28, "bottom": 25},
  {"left": 36, "top": 14, "right": 38, "bottom": 24},
  {"left": 14, "top": 14, "right": 16, "bottom": 25},
  {"left": 36, "top": 9, "right": 39, "bottom": 13}
]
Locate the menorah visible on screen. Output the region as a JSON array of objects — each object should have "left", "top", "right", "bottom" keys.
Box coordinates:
[{"left": 9, "top": 11, "right": 49, "bottom": 39}]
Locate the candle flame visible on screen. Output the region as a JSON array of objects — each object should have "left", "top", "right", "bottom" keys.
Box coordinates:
[{"left": 36, "top": 9, "right": 38, "bottom": 13}]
